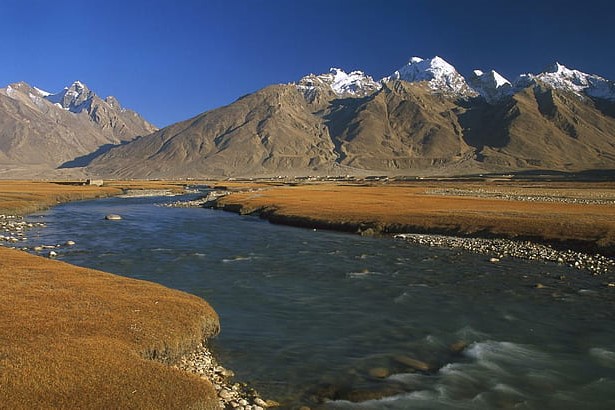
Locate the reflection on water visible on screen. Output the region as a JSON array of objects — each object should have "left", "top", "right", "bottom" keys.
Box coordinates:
[{"left": 24, "top": 194, "right": 615, "bottom": 409}]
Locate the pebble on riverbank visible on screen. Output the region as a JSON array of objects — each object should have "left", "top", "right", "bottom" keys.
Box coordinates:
[
  {"left": 162, "top": 190, "right": 232, "bottom": 208},
  {"left": 394, "top": 233, "right": 614, "bottom": 276},
  {"left": 0, "top": 214, "right": 45, "bottom": 248},
  {"left": 425, "top": 188, "right": 615, "bottom": 205},
  {"left": 175, "top": 343, "right": 277, "bottom": 410}
]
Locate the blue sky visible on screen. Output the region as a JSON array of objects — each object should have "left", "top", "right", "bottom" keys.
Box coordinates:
[{"left": 1, "top": 0, "right": 614, "bottom": 127}]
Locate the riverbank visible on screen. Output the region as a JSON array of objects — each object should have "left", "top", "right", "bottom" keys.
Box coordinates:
[
  {"left": 212, "top": 181, "right": 615, "bottom": 259},
  {"left": 4, "top": 179, "right": 614, "bottom": 408},
  {"left": 0, "top": 181, "right": 270, "bottom": 409},
  {"left": 0, "top": 246, "right": 221, "bottom": 409},
  {"left": 0, "top": 180, "right": 191, "bottom": 215}
]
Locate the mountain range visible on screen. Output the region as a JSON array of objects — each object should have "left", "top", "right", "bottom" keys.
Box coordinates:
[
  {"left": 2, "top": 56, "right": 615, "bottom": 178},
  {"left": 0, "top": 81, "right": 155, "bottom": 178}
]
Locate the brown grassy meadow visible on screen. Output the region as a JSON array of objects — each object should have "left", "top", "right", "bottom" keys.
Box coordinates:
[
  {"left": 0, "top": 181, "right": 220, "bottom": 409},
  {"left": 216, "top": 181, "right": 615, "bottom": 255},
  {"left": 0, "top": 180, "right": 188, "bottom": 215},
  {"left": 1, "top": 178, "right": 613, "bottom": 408}
]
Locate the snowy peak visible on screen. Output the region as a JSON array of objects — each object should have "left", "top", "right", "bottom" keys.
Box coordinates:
[
  {"left": 2, "top": 80, "right": 133, "bottom": 117},
  {"left": 468, "top": 69, "right": 513, "bottom": 103},
  {"left": 387, "top": 56, "right": 477, "bottom": 98},
  {"left": 1, "top": 81, "right": 54, "bottom": 111},
  {"left": 293, "top": 57, "right": 615, "bottom": 104},
  {"left": 45, "top": 80, "right": 96, "bottom": 113},
  {"left": 4, "top": 81, "right": 49, "bottom": 98},
  {"left": 517, "top": 62, "right": 615, "bottom": 101},
  {"left": 535, "top": 62, "right": 599, "bottom": 93},
  {"left": 296, "top": 67, "right": 381, "bottom": 101},
  {"left": 327, "top": 68, "right": 382, "bottom": 96},
  {"left": 389, "top": 56, "right": 455, "bottom": 82}
]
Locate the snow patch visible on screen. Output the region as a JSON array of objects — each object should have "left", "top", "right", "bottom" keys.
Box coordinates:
[
  {"left": 516, "top": 62, "right": 615, "bottom": 101},
  {"left": 294, "top": 56, "right": 615, "bottom": 103},
  {"left": 468, "top": 69, "right": 513, "bottom": 103},
  {"left": 45, "top": 80, "right": 94, "bottom": 113},
  {"left": 387, "top": 55, "right": 477, "bottom": 98},
  {"left": 32, "top": 87, "right": 50, "bottom": 97},
  {"left": 296, "top": 67, "right": 381, "bottom": 100}
]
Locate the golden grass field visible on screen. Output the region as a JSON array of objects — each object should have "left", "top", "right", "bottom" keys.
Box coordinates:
[
  {"left": 0, "top": 181, "right": 220, "bottom": 409},
  {"left": 0, "top": 180, "right": 187, "bottom": 215},
  {"left": 216, "top": 181, "right": 615, "bottom": 255},
  {"left": 1, "top": 179, "right": 614, "bottom": 408}
]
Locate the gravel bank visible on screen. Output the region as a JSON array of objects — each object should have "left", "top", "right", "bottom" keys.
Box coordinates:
[
  {"left": 0, "top": 214, "right": 44, "bottom": 246},
  {"left": 425, "top": 188, "right": 615, "bottom": 205},
  {"left": 162, "top": 190, "right": 232, "bottom": 208},
  {"left": 394, "top": 233, "right": 614, "bottom": 275},
  {"left": 175, "top": 344, "right": 278, "bottom": 410},
  {"left": 117, "top": 189, "right": 180, "bottom": 198}
]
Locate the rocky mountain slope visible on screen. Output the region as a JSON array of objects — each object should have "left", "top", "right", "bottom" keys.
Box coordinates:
[
  {"left": 0, "top": 81, "right": 156, "bottom": 177},
  {"left": 86, "top": 55, "right": 615, "bottom": 178}
]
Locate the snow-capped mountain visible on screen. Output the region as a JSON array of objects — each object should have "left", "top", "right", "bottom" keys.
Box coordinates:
[
  {"left": 3, "top": 81, "right": 52, "bottom": 111},
  {"left": 45, "top": 80, "right": 96, "bottom": 113},
  {"left": 468, "top": 69, "right": 513, "bottom": 103},
  {"left": 294, "top": 57, "right": 615, "bottom": 106},
  {"left": 296, "top": 68, "right": 381, "bottom": 101},
  {"left": 387, "top": 56, "right": 477, "bottom": 98},
  {"left": 0, "top": 79, "right": 157, "bottom": 176},
  {"left": 297, "top": 57, "right": 478, "bottom": 101},
  {"left": 85, "top": 53, "right": 615, "bottom": 179},
  {"left": 516, "top": 62, "right": 615, "bottom": 101}
]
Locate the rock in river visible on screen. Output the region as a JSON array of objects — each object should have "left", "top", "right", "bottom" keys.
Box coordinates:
[
  {"left": 393, "top": 355, "right": 431, "bottom": 372},
  {"left": 368, "top": 367, "right": 390, "bottom": 379}
]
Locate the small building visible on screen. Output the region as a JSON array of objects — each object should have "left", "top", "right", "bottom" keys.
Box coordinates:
[{"left": 86, "top": 179, "right": 104, "bottom": 187}]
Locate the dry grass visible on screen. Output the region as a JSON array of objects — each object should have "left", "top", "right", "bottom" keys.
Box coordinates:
[
  {"left": 0, "top": 180, "right": 193, "bottom": 215},
  {"left": 3, "top": 178, "right": 612, "bottom": 407},
  {"left": 0, "top": 248, "right": 220, "bottom": 409},
  {"left": 0, "top": 181, "right": 121, "bottom": 215},
  {"left": 0, "top": 180, "right": 221, "bottom": 409},
  {"left": 216, "top": 181, "right": 615, "bottom": 254}
]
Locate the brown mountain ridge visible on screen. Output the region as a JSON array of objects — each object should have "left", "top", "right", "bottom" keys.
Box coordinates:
[
  {"left": 0, "top": 81, "right": 156, "bottom": 178},
  {"left": 3, "top": 57, "right": 615, "bottom": 179},
  {"left": 87, "top": 78, "right": 615, "bottom": 178}
]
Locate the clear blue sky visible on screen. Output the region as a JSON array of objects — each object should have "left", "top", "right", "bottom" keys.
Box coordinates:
[{"left": 1, "top": 0, "right": 614, "bottom": 128}]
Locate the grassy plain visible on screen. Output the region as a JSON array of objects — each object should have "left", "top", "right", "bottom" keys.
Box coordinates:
[
  {"left": 0, "top": 180, "right": 220, "bottom": 409},
  {"left": 2, "top": 178, "right": 613, "bottom": 408},
  {"left": 0, "top": 180, "right": 187, "bottom": 215},
  {"left": 216, "top": 180, "right": 615, "bottom": 255}
]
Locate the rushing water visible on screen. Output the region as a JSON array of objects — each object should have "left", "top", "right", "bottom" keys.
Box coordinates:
[{"left": 23, "top": 193, "right": 615, "bottom": 409}]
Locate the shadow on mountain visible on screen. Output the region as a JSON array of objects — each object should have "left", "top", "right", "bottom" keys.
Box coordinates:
[
  {"left": 458, "top": 98, "right": 516, "bottom": 149},
  {"left": 592, "top": 98, "right": 615, "bottom": 119},
  {"left": 59, "top": 141, "right": 132, "bottom": 168},
  {"left": 322, "top": 97, "right": 369, "bottom": 163}
]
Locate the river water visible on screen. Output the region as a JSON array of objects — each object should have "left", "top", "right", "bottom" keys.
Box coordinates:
[{"left": 23, "top": 193, "right": 615, "bottom": 409}]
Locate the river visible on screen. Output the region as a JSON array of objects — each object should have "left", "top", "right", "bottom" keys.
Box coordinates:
[{"left": 23, "top": 192, "right": 615, "bottom": 409}]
